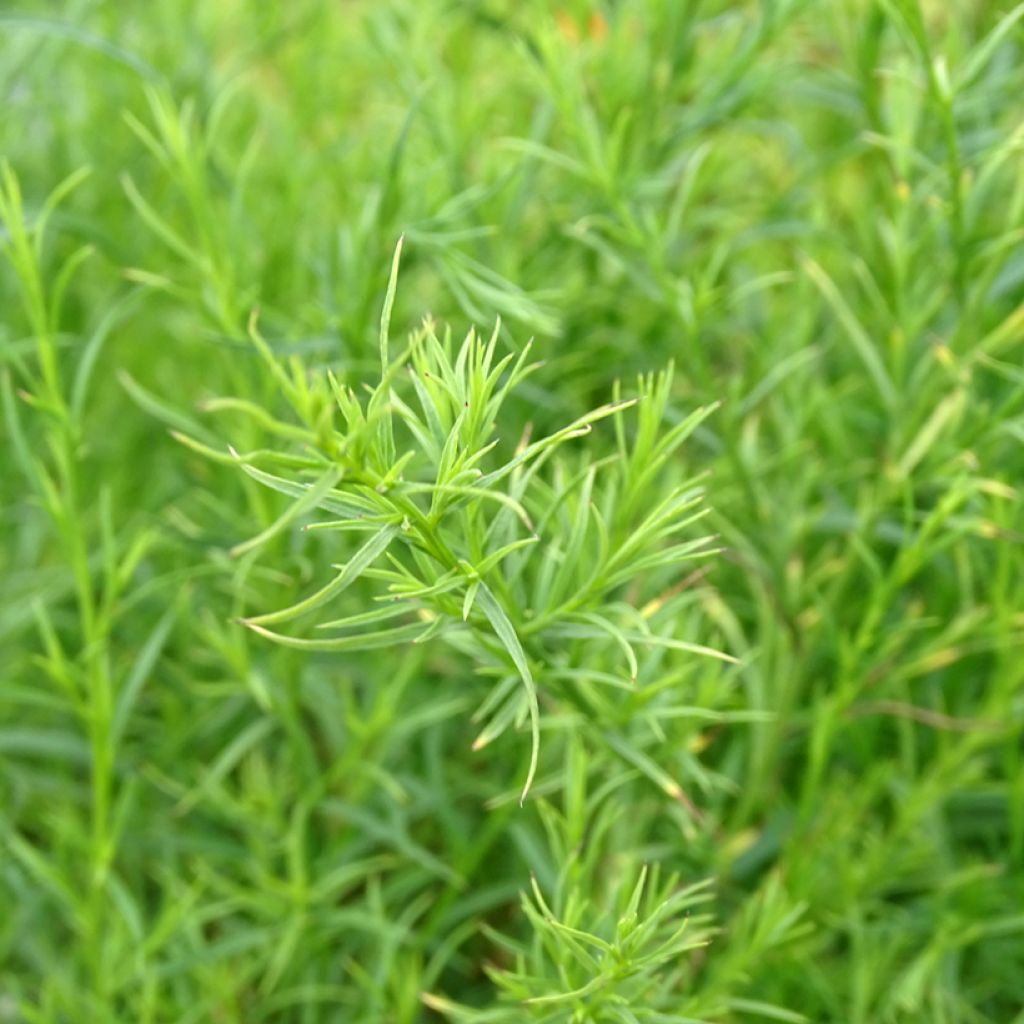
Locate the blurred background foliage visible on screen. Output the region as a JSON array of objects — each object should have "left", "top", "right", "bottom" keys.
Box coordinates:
[{"left": 2, "top": 1, "right": 1023, "bottom": 1021}]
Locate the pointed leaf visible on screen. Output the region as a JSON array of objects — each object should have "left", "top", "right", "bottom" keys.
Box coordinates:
[
  {"left": 245, "top": 523, "right": 399, "bottom": 626},
  {"left": 475, "top": 584, "right": 539, "bottom": 804}
]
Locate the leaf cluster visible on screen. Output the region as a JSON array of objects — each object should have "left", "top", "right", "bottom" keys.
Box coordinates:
[{"left": 180, "top": 244, "right": 723, "bottom": 802}]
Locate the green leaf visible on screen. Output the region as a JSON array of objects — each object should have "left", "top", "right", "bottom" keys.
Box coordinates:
[
  {"left": 244, "top": 523, "right": 399, "bottom": 626},
  {"left": 957, "top": 3, "right": 1024, "bottom": 91},
  {"left": 234, "top": 458, "right": 370, "bottom": 517},
  {"left": 111, "top": 605, "right": 177, "bottom": 749},
  {"left": 71, "top": 290, "right": 142, "bottom": 420},
  {"left": 462, "top": 580, "right": 480, "bottom": 621},
  {"left": 380, "top": 235, "right": 404, "bottom": 376},
  {"left": 475, "top": 584, "right": 539, "bottom": 804},
  {"left": 230, "top": 465, "right": 343, "bottom": 557},
  {"left": 242, "top": 618, "right": 432, "bottom": 652},
  {"left": 803, "top": 258, "right": 896, "bottom": 411},
  {"left": 119, "top": 369, "right": 218, "bottom": 444}
]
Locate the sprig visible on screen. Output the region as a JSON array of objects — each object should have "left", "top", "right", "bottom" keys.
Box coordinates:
[
  {"left": 191, "top": 243, "right": 724, "bottom": 802},
  {"left": 423, "top": 868, "right": 717, "bottom": 1022}
]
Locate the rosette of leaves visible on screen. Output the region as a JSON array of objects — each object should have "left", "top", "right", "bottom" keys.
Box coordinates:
[{"left": 179, "top": 243, "right": 727, "bottom": 801}]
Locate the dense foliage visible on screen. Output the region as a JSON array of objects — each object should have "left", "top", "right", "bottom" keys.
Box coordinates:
[{"left": 2, "top": 1, "right": 1023, "bottom": 1021}]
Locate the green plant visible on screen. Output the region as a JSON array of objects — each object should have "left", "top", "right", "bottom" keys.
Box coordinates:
[
  {"left": 3, "top": 2, "right": 1024, "bottom": 1021},
  {"left": 179, "top": 242, "right": 726, "bottom": 805}
]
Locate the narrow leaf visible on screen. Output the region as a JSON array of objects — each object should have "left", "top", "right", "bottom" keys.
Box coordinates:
[
  {"left": 475, "top": 584, "right": 539, "bottom": 804},
  {"left": 230, "top": 466, "right": 343, "bottom": 557},
  {"left": 245, "top": 523, "right": 399, "bottom": 626}
]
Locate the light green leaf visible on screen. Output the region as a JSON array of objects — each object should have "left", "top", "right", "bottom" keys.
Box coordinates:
[
  {"left": 245, "top": 523, "right": 399, "bottom": 626},
  {"left": 242, "top": 618, "right": 429, "bottom": 652},
  {"left": 475, "top": 583, "right": 539, "bottom": 804},
  {"left": 230, "top": 465, "right": 343, "bottom": 557}
]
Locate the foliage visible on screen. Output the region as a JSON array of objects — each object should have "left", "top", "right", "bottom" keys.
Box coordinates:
[{"left": 2, "top": 1, "right": 1024, "bottom": 1022}]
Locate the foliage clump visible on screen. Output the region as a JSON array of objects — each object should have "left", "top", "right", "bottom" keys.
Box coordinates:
[{"left": 3, "top": 1, "right": 1024, "bottom": 1021}]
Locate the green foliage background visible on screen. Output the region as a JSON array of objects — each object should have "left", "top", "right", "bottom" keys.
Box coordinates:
[{"left": 2, "top": 1, "right": 1023, "bottom": 1020}]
